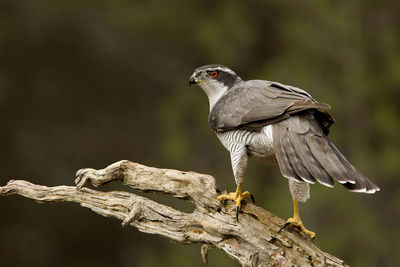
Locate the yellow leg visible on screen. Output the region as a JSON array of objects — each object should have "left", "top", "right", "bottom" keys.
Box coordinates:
[
  {"left": 217, "top": 183, "right": 254, "bottom": 221},
  {"left": 292, "top": 197, "right": 300, "bottom": 222},
  {"left": 279, "top": 198, "right": 316, "bottom": 239}
]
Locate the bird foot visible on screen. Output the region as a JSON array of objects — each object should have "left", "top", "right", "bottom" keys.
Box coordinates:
[
  {"left": 217, "top": 189, "right": 254, "bottom": 221},
  {"left": 279, "top": 217, "right": 316, "bottom": 239}
]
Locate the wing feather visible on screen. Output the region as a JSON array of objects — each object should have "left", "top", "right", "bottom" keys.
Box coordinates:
[{"left": 209, "top": 80, "right": 332, "bottom": 131}]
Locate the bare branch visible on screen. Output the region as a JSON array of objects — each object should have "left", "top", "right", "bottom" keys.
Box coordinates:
[{"left": 1, "top": 160, "right": 347, "bottom": 267}]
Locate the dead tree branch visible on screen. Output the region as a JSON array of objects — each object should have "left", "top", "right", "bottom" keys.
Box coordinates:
[{"left": 0, "top": 160, "right": 347, "bottom": 267}]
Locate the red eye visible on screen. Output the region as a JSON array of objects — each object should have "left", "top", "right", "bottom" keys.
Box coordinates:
[{"left": 210, "top": 71, "right": 218, "bottom": 77}]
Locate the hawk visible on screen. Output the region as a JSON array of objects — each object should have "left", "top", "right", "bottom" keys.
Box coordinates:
[{"left": 189, "top": 64, "right": 380, "bottom": 238}]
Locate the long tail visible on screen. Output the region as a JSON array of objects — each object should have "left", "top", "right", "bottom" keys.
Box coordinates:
[
  {"left": 273, "top": 114, "right": 380, "bottom": 194},
  {"left": 327, "top": 141, "right": 380, "bottom": 193}
]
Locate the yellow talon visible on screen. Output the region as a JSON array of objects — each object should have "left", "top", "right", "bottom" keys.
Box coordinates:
[
  {"left": 217, "top": 183, "right": 253, "bottom": 221},
  {"left": 279, "top": 198, "right": 316, "bottom": 239},
  {"left": 285, "top": 217, "right": 316, "bottom": 239}
]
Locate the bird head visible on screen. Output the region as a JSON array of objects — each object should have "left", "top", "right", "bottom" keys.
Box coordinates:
[{"left": 189, "top": 64, "right": 242, "bottom": 109}]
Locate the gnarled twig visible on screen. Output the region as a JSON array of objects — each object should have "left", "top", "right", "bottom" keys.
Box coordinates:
[{"left": 0, "top": 160, "right": 347, "bottom": 267}]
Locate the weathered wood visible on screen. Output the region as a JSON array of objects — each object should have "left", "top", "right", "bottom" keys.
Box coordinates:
[{"left": 0, "top": 160, "right": 347, "bottom": 267}]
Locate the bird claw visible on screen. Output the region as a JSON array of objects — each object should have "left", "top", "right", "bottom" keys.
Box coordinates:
[
  {"left": 217, "top": 187, "right": 254, "bottom": 221},
  {"left": 250, "top": 194, "right": 255, "bottom": 204},
  {"left": 278, "top": 217, "right": 316, "bottom": 239},
  {"left": 278, "top": 221, "right": 291, "bottom": 233}
]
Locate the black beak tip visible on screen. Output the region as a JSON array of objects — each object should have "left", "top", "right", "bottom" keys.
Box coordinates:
[{"left": 189, "top": 77, "right": 197, "bottom": 87}]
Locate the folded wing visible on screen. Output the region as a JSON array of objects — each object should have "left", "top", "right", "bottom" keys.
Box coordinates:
[{"left": 209, "top": 80, "right": 333, "bottom": 132}]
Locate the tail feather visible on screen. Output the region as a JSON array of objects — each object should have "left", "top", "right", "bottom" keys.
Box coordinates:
[
  {"left": 274, "top": 125, "right": 303, "bottom": 182},
  {"left": 306, "top": 135, "right": 355, "bottom": 184},
  {"left": 288, "top": 132, "right": 333, "bottom": 187},
  {"left": 272, "top": 113, "right": 380, "bottom": 194},
  {"left": 329, "top": 142, "right": 380, "bottom": 193},
  {"left": 283, "top": 130, "right": 316, "bottom": 184}
]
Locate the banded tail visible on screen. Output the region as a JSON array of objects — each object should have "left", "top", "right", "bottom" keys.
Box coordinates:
[{"left": 273, "top": 112, "right": 380, "bottom": 193}]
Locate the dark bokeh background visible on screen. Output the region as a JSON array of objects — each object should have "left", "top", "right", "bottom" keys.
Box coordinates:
[{"left": 1, "top": 0, "right": 399, "bottom": 266}]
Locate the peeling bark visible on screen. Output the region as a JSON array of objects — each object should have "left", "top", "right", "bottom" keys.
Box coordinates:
[{"left": 0, "top": 160, "right": 347, "bottom": 267}]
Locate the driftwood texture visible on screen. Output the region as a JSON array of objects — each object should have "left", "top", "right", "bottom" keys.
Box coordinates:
[{"left": 0, "top": 160, "right": 347, "bottom": 267}]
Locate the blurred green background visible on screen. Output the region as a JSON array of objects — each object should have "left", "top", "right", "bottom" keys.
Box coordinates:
[{"left": 1, "top": 0, "right": 399, "bottom": 266}]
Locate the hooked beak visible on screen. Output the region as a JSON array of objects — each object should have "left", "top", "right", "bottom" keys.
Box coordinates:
[{"left": 189, "top": 76, "right": 198, "bottom": 86}]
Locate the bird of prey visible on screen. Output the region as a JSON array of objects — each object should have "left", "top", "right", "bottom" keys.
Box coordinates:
[{"left": 189, "top": 64, "right": 380, "bottom": 238}]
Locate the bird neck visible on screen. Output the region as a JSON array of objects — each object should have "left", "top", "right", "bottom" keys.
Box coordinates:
[
  {"left": 208, "top": 90, "right": 228, "bottom": 111},
  {"left": 200, "top": 79, "right": 242, "bottom": 111}
]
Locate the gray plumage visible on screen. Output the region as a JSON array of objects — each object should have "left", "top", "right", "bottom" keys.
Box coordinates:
[
  {"left": 189, "top": 64, "right": 380, "bottom": 203},
  {"left": 209, "top": 80, "right": 331, "bottom": 132}
]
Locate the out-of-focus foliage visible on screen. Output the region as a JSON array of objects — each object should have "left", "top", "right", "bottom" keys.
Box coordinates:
[{"left": 0, "top": 0, "right": 399, "bottom": 266}]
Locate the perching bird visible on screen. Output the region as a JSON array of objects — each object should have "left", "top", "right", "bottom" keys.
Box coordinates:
[{"left": 189, "top": 64, "right": 380, "bottom": 238}]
